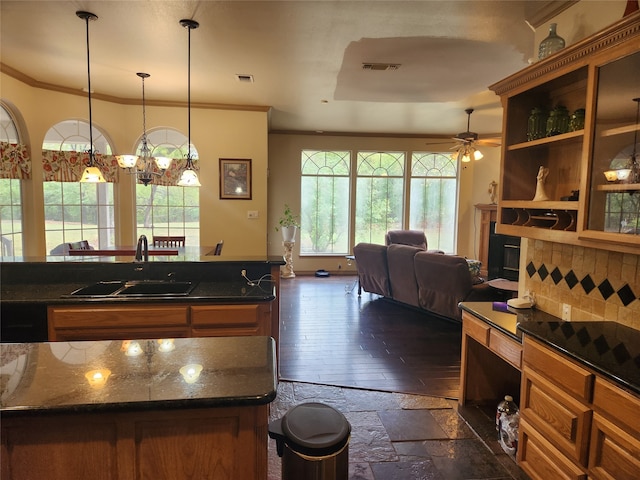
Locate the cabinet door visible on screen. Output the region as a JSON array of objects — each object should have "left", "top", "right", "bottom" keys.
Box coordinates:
[
  {"left": 588, "top": 412, "right": 640, "bottom": 480},
  {"left": 48, "top": 304, "right": 189, "bottom": 341},
  {"left": 583, "top": 49, "right": 640, "bottom": 247},
  {"left": 190, "top": 303, "right": 271, "bottom": 337}
]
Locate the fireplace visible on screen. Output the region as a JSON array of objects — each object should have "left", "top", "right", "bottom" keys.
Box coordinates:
[{"left": 488, "top": 221, "right": 520, "bottom": 281}]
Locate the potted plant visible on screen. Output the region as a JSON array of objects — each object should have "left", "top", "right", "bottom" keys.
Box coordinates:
[{"left": 276, "top": 204, "right": 300, "bottom": 242}]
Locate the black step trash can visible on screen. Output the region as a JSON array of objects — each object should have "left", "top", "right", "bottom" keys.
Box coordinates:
[{"left": 268, "top": 402, "right": 351, "bottom": 480}]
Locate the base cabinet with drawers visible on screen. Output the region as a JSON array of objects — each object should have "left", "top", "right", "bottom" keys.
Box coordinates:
[
  {"left": 518, "top": 335, "right": 640, "bottom": 480},
  {"left": 48, "top": 302, "right": 272, "bottom": 342}
]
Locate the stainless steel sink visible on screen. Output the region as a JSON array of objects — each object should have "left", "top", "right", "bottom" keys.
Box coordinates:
[{"left": 66, "top": 280, "right": 195, "bottom": 297}]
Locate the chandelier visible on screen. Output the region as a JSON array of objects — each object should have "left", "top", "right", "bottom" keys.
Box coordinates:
[
  {"left": 177, "top": 18, "right": 201, "bottom": 187},
  {"left": 77, "top": 11, "right": 106, "bottom": 183},
  {"left": 117, "top": 72, "right": 172, "bottom": 186}
]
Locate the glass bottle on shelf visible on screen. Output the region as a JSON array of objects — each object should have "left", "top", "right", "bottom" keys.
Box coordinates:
[
  {"left": 527, "top": 107, "right": 548, "bottom": 141},
  {"left": 538, "top": 23, "right": 565, "bottom": 60}
]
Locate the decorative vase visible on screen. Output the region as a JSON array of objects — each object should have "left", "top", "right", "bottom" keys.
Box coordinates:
[
  {"left": 538, "top": 23, "right": 565, "bottom": 60},
  {"left": 569, "top": 108, "right": 586, "bottom": 131},
  {"left": 280, "top": 226, "right": 297, "bottom": 243}
]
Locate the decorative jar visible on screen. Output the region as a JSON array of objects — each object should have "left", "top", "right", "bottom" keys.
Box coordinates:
[
  {"left": 546, "top": 105, "right": 570, "bottom": 136},
  {"left": 527, "top": 107, "right": 548, "bottom": 141},
  {"left": 569, "top": 108, "right": 586, "bottom": 131}
]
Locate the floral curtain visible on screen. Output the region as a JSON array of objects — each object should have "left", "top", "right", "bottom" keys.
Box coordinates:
[
  {"left": 0, "top": 142, "right": 31, "bottom": 179},
  {"left": 42, "top": 150, "right": 120, "bottom": 182}
]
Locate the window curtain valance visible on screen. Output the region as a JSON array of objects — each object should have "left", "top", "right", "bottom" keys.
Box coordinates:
[
  {"left": 41, "top": 150, "right": 193, "bottom": 186},
  {"left": 42, "top": 150, "right": 119, "bottom": 182},
  {"left": 0, "top": 142, "right": 31, "bottom": 179}
]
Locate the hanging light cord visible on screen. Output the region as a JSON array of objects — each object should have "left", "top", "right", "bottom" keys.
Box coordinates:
[
  {"left": 187, "top": 22, "right": 192, "bottom": 166},
  {"left": 140, "top": 73, "right": 150, "bottom": 158},
  {"left": 79, "top": 12, "right": 97, "bottom": 165}
]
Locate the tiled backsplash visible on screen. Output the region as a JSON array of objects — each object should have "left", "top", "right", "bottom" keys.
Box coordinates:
[{"left": 523, "top": 239, "right": 640, "bottom": 330}]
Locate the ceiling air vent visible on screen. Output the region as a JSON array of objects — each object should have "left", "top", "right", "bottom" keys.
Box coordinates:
[
  {"left": 235, "top": 74, "right": 254, "bottom": 83},
  {"left": 362, "top": 63, "right": 400, "bottom": 71}
]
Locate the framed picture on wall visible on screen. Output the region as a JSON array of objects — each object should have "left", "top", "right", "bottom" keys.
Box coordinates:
[{"left": 219, "top": 158, "right": 252, "bottom": 200}]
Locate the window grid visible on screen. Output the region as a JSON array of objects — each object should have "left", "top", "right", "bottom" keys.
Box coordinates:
[
  {"left": 299, "top": 149, "right": 460, "bottom": 256},
  {"left": 355, "top": 151, "right": 405, "bottom": 245},
  {"left": 43, "top": 120, "right": 115, "bottom": 253},
  {"left": 1, "top": 103, "right": 23, "bottom": 256},
  {"left": 135, "top": 128, "right": 200, "bottom": 246},
  {"left": 410, "top": 152, "right": 458, "bottom": 253},
  {"left": 300, "top": 150, "right": 350, "bottom": 255}
]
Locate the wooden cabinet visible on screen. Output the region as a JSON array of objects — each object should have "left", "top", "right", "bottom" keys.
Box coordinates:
[
  {"left": 191, "top": 303, "right": 271, "bottom": 337},
  {"left": 518, "top": 335, "right": 640, "bottom": 480},
  {"left": 459, "top": 311, "right": 522, "bottom": 407},
  {"left": 48, "top": 302, "right": 272, "bottom": 341},
  {"left": 48, "top": 304, "right": 190, "bottom": 341},
  {"left": 1, "top": 405, "right": 269, "bottom": 480},
  {"left": 489, "top": 14, "right": 640, "bottom": 253}
]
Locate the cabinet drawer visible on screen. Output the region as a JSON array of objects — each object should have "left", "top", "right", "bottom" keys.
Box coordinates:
[
  {"left": 521, "top": 365, "right": 592, "bottom": 466},
  {"left": 523, "top": 336, "right": 594, "bottom": 401},
  {"left": 191, "top": 304, "right": 262, "bottom": 327},
  {"left": 592, "top": 377, "right": 640, "bottom": 435},
  {"left": 588, "top": 412, "right": 640, "bottom": 480},
  {"left": 518, "top": 417, "right": 587, "bottom": 480},
  {"left": 462, "top": 311, "right": 490, "bottom": 345},
  {"left": 488, "top": 329, "right": 522, "bottom": 369},
  {"left": 49, "top": 305, "right": 189, "bottom": 328}
]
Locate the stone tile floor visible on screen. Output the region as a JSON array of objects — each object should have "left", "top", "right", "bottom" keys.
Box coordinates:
[{"left": 268, "top": 381, "right": 530, "bottom": 480}]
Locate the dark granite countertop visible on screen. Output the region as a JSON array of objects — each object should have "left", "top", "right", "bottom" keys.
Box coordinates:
[
  {"left": 0, "top": 336, "right": 277, "bottom": 416},
  {"left": 459, "top": 302, "right": 640, "bottom": 395},
  {"left": 1, "top": 281, "right": 276, "bottom": 305}
]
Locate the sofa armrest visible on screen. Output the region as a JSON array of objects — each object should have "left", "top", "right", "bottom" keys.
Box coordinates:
[{"left": 353, "top": 243, "right": 391, "bottom": 297}]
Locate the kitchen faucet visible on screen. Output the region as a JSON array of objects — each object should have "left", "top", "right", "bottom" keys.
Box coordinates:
[{"left": 134, "top": 234, "right": 149, "bottom": 262}]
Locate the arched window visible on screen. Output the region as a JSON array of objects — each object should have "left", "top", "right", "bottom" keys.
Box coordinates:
[
  {"left": 42, "top": 120, "right": 115, "bottom": 254},
  {"left": 0, "top": 102, "right": 27, "bottom": 257},
  {"left": 135, "top": 128, "right": 200, "bottom": 246}
]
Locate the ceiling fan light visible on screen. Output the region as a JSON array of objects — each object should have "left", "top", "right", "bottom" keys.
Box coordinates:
[
  {"left": 177, "top": 168, "right": 201, "bottom": 187},
  {"left": 461, "top": 153, "right": 472, "bottom": 163},
  {"left": 80, "top": 166, "right": 106, "bottom": 183},
  {"left": 473, "top": 149, "right": 484, "bottom": 161},
  {"left": 154, "top": 156, "right": 173, "bottom": 170},
  {"left": 117, "top": 154, "right": 138, "bottom": 169}
]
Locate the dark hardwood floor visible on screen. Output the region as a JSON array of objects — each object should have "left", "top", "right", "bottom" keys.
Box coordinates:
[{"left": 278, "top": 275, "right": 462, "bottom": 399}]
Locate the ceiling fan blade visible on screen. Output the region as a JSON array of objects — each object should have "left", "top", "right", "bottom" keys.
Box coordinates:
[{"left": 476, "top": 138, "right": 502, "bottom": 147}]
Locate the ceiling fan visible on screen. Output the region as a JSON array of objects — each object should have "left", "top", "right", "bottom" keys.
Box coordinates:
[{"left": 426, "top": 108, "right": 501, "bottom": 162}]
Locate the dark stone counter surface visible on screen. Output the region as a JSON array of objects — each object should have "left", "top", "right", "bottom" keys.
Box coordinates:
[
  {"left": 0, "top": 336, "right": 277, "bottom": 416},
  {"left": 460, "top": 302, "right": 640, "bottom": 395}
]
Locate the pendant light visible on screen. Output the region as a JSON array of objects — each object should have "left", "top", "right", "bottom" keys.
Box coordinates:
[
  {"left": 116, "top": 72, "right": 172, "bottom": 186},
  {"left": 177, "top": 18, "right": 201, "bottom": 187},
  {"left": 77, "top": 11, "right": 106, "bottom": 183}
]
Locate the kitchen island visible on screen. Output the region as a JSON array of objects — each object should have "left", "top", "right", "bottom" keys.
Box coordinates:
[{"left": 1, "top": 335, "right": 277, "bottom": 480}]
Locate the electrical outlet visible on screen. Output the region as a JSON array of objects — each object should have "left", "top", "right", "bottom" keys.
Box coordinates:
[
  {"left": 247, "top": 210, "right": 259, "bottom": 219},
  {"left": 562, "top": 303, "right": 571, "bottom": 321}
]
